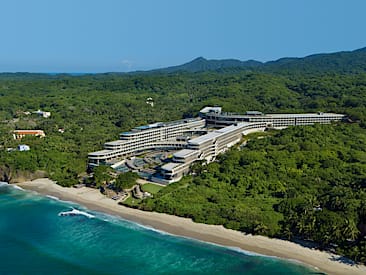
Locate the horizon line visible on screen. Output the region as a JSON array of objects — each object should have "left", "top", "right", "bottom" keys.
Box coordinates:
[{"left": 0, "top": 45, "right": 364, "bottom": 75}]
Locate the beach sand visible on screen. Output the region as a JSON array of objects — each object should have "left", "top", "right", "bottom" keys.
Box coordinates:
[{"left": 16, "top": 178, "right": 366, "bottom": 275}]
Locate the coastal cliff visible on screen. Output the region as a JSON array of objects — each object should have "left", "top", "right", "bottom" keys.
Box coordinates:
[{"left": 0, "top": 166, "right": 47, "bottom": 183}]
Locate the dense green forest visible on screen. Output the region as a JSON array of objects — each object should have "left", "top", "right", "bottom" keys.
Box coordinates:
[{"left": 1, "top": 59, "right": 366, "bottom": 263}]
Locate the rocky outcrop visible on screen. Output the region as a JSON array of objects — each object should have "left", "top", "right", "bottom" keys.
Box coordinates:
[
  {"left": 0, "top": 166, "right": 47, "bottom": 183},
  {"left": 0, "top": 165, "right": 12, "bottom": 183}
]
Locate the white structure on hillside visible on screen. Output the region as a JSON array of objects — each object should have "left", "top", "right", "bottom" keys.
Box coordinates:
[
  {"left": 146, "top": 97, "right": 154, "bottom": 107},
  {"left": 155, "top": 107, "right": 346, "bottom": 184},
  {"left": 35, "top": 110, "right": 51, "bottom": 118},
  {"left": 199, "top": 106, "right": 344, "bottom": 128},
  {"left": 13, "top": 130, "right": 46, "bottom": 140},
  {"left": 89, "top": 106, "right": 346, "bottom": 184},
  {"left": 88, "top": 118, "right": 205, "bottom": 166},
  {"left": 17, "top": 144, "right": 30, "bottom": 151}
]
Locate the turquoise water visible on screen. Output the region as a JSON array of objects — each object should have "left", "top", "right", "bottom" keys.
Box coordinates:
[{"left": 0, "top": 183, "right": 318, "bottom": 275}]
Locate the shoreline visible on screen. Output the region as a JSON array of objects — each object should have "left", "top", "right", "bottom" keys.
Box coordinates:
[{"left": 15, "top": 178, "right": 366, "bottom": 275}]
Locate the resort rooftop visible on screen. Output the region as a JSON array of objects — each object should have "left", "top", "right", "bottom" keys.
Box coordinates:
[
  {"left": 188, "top": 123, "right": 248, "bottom": 145},
  {"left": 105, "top": 140, "right": 126, "bottom": 146},
  {"left": 88, "top": 149, "right": 114, "bottom": 156},
  {"left": 188, "top": 131, "right": 222, "bottom": 145},
  {"left": 160, "top": 162, "right": 181, "bottom": 171},
  {"left": 199, "top": 106, "right": 222, "bottom": 114},
  {"left": 215, "top": 123, "right": 249, "bottom": 133},
  {"left": 201, "top": 106, "right": 345, "bottom": 119},
  {"left": 210, "top": 111, "right": 345, "bottom": 118},
  {"left": 258, "top": 112, "right": 345, "bottom": 118},
  {"left": 173, "top": 149, "right": 198, "bottom": 158},
  {"left": 120, "top": 117, "right": 203, "bottom": 135}
]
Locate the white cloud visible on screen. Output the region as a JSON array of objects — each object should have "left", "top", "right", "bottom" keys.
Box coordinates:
[{"left": 121, "top": 59, "right": 134, "bottom": 70}]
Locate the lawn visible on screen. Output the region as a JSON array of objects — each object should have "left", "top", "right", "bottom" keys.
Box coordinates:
[
  {"left": 141, "top": 183, "right": 164, "bottom": 194},
  {"left": 120, "top": 196, "right": 142, "bottom": 207}
]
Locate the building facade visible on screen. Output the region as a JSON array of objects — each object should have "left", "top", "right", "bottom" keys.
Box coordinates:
[
  {"left": 88, "top": 118, "right": 205, "bottom": 166},
  {"left": 200, "top": 107, "right": 345, "bottom": 128},
  {"left": 157, "top": 107, "right": 346, "bottom": 184},
  {"left": 89, "top": 106, "right": 346, "bottom": 184},
  {"left": 17, "top": 144, "right": 30, "bottom": 151}
]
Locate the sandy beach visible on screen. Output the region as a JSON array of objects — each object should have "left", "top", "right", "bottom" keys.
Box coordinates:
[{"left": 16, "top": 178, "right": 366, "bottom": 275}]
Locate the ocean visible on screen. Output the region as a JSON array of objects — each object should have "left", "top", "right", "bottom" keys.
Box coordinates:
[{"left": 0, "top": 183, "right": 318, "bottom": 275}]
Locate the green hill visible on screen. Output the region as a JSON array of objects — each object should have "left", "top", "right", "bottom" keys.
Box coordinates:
[
  {"left": 265, "top": 47, "right": 366, "bottom": 73},
  {"left": 149, "top": 57, "right": 262, "bottom": 73},
  {"left": 147, "top": 47, "right": 366, "bottom": 74}
]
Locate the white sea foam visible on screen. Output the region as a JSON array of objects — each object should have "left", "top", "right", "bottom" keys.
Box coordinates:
[
  {"left": 94, "top": 213, "right": 174, "bottom": 235},
  {"left": 46, "top": 195, "right": 60, "bottom": 201},
  {"left": 92, "top": 212, "right": 140, "bottom": 227},
  {"left": 43, "top": 195, "right": 78, "bottom": 207},
  {"left": 50, "top": 202, "right": 315, "bottom": 271},
  {"left": 79, "top": 209, "right": 273, "bottom": 258},
  {"left": 45, "top": 198, "right": 313, "bottom": 269},
  {"left": 131, "top": 223, "right": 276, "bottom": 259},
  {"left": 135, "top": 223, "right": 174, "bottom": 236},
  {"left": 0, "top": 182, "right": 9, "bottom": 187},
  {"left": 119, "top": 219, "right": 269, "bottom": 257},
  {"left": 12, "top": 185, "right": 24, "bottom": 190},
  {"left": 225, "top": 245, "right": 270, "bottom": 257},
  {"left": 0, "top": 182, "right": 26, "bottom": 191},
  {"left": 58, "top": 208, "right": 95, "bottom": 218},
  {"left": 60, "top": 200, "right": 79, "bottom": 206}
]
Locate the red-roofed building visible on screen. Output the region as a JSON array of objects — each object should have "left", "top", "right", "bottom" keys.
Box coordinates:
[{"left": 13, "top": 130, "right": 46, "bottom": 139}]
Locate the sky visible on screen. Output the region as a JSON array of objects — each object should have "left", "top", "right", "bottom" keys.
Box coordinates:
[{"left": 1, "top": 0, "right": 366, "bottom": 73}]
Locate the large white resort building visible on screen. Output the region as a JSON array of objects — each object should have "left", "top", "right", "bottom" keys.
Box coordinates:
[
  {"left": 88, "top": 107, "right": 346, "bottom": 184},
  {"left": 88, "top": 118, "right": 206, "bottom": 166}
]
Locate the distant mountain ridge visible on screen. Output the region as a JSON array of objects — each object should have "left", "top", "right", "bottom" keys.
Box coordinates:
[
  {"left": 1, "top": 47, "right": 366, "bottom": 76},
  {"left": 148, "top": 47, "right": 366, "bottom": 74},
  {"left": 150, "top": 57, "right": 262, "bottom": 73}
]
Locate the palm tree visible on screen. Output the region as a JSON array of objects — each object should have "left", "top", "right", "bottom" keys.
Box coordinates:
[{"left": 343, "top": 218, "right": 359, "bottom": 241}]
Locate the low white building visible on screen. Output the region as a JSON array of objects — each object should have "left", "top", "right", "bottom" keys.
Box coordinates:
[
  {"left": 36, "top": 110, "right": 51, "bottom": 118},
  {"left": 18, "top": 144, "right": 30, "bottom": 151}
]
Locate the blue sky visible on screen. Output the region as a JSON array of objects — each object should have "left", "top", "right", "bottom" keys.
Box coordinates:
[{"left": 1, "top": 0, "right": 366, "bottom": 72}]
